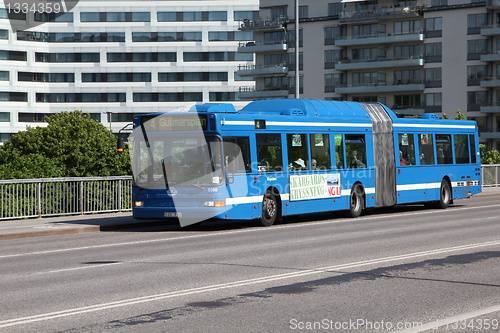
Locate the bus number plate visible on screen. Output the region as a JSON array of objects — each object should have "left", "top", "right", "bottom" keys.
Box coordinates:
[{"left": 164, "top": 212, "right": 182, "bottom": 217}]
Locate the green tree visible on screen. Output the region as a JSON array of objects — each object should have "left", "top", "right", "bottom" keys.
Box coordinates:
[
  {"left": 480, "top": 144, "right": 500, "bottom": 164},
  {"left": 455, "top": 108, "right": 465, "bottom": 120},
  {"left": 442, "top": 113, "right": 449, "bottom": 119},
  {"left": 0, "top": 111, "right": 131, "bottom": 179}
]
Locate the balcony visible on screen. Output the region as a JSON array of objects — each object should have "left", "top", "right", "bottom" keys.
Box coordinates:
[
  {"left": 480, "top": 131, "right": 500, "bottom": 139},
  {"left": 486, "top": 0, "right": 500, "bottom": 8},
  {"left": 480, "top": 105, "right": 500, "bottom": 113},
  {"left": 238, "top": 40, "right": 288, "bottom": 54},
  {"left": 480, "top": 52, "right": 500, "bottom": 62},
  {"left": 238, "top": 17, "right": 287, "bottom": 32},
  {"left": 335, "top": 80, "right": 425, "bottom": 94},
  {"left": 391, "top": 106, "right": 425, "bottom": 116},
  {"left": 339, "top": 5, "right": 422, "bottom": 23},
  {"left": 335, "top": 31, "right": 424, "bottom": 47},
  {"left": 335, "top": 56, "right": 424, "bottom": 70},
  {"left": 481, "top": 24, "right": 500, "bottom": 36},
  {"left": 237, "top": 64, "right": 288, "bottom": 77},
  {"left": 238, "top": 86, "right": 289, "bottom": 100},
  {"left": 480, "top": 77, "right": 500, "bottom": 88}
]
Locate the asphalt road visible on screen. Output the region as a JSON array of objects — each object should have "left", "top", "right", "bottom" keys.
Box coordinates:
[{"left": 1, "top": 197, "right": 499, "bottom": 333}]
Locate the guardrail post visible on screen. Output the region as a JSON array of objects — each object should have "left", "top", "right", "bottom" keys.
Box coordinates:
[
  {"left": 80, "top": 180, "right": 84, "bottom": 215},
  {"left": 37, "top": 182, "right": 42, "bottom": 218},
  {"left": 118, "top": 179, "right": 122, "bottom": 212}
]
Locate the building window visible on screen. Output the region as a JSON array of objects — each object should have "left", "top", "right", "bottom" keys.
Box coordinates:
[
  {"left": 467, "top": 65, "right": 487, "bottom": 86},
  {"left": 425, "top": 17, "right": 442, "bottom": 38},
  {"left": 157, "top": 12, "right": 176, "bottom": 22},
  {"left": 0, "top": 71, "right": 8, "bottom": 81},
  {"left": 425, "top": 93, "right": 442, "bottom": 112},
  {"left": 352, "top": 47, "right": 385, "bottom": 61},
  {"left": 0, "top": 92, "right": 27, "bottom": 102},
  {"left": 394, "top": 20, "right": 421, "bottom": 34},
  {"left": 107, "top": 52, "right": 176, "bottom": 62},
  {"left": 328, "top": 3, "right": 342, "bottom": 17},
  {"left": 467, "top": 13, "right": 487, "bottom": 35},
  {"left": 80, "top": 12, "right": 100, "bottom": 22},
  {"left": 467, "top": 91, "right": 488, "bottom": 111},
  {"left": 394, "top": 70, "right": 421, "bottom": 84},
  {"left": 271, "top": 6, "right": 288, "bottom": 20},
  {"left": 234, "top": 11, "right": 257, "bottom": 21},
  {"left": 0, "top": 50, "right": 27, "bottom": 61},
  {"left": 431, "top": 0, "right": 447, "bottom": 6},
  {"left": 18, "top": 113, "right": 48, "bottom": 122},
  {"left": 325, "top": 74, "right": 343, "bottom": 93},
  {"left": 425, "top": 42, "right": 442, "bottom": 62},
  {"left": 0, "top": 112, "right": 10, "bottom": 121},
  {"left": 209, "top": 92, "right": 237, "bottom": 101},
  {"left": 18, "top": 72, "right": 74, "bottom": 82},
  {"left": 394, "top": 94, "right": 421, "bottom": 109},
  {"left": 299, "top": 6, "right": 308, "bottom": 19},
  {"left": 352, "top": 24, "right": 385, "bottom": 38},
  {"left": 425, "top": 67, "right": 442, "bottom": 88},
  {"left": 209, "top": 11, "right": 227, "bottom": 21},
  {"left": 35, "top": 12, "right": 73, "bottom": 22},
  {"left": 467, "top": 39, "right": 488, "bottom": 60}
]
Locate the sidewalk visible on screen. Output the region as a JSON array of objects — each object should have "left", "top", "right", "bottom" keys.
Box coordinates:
[{"left": 0, "top": 187, "right": 499, "bottom": 241}]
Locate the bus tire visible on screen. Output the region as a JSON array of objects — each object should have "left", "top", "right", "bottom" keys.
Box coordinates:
[
  {"left": 438, "top": 179, "right": 452, "bottom": 209},
  {"left": 348, "top": 184, "right": 364, "bottom": 218},
  {"left": 260, "top": 190, "right": 278, "bottom": 226}
]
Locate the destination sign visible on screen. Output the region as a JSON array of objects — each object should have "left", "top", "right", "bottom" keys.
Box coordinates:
[{"left": 141, "top": 114, "right": 208, "bottom": 132}]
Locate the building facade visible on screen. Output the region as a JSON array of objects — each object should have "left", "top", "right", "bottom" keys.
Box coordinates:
[
  {"left": 239, "top": 0, "right": 500, "bottom": 149},
  {"left": 0, "top": 0, "right": 258, "bottom": 140}
]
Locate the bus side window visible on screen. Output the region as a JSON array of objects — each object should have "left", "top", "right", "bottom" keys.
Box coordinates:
[
  {"left": 309, "top": 134, "right": 331, "bottom": 170},
  {"left": 345, "top": 134, "right": 367, "bottom": 169},
  {"left": 418, "top": 134, "right": 435, "bottom": 165},
  {"left": 334, "top": 134, "right": 344, "bottom": 169},
  {"left": 398, "top": 133, "right": 415, "bottom": 166},
  {"left": 469, "top": 134, "right": 477, "bottom": 163},
  {"left": 436, "top": 134, "right": 453, "bottom": 164},
  {"left": 256, "top": 134, "right": 283, "bottom": 172},
  {"left": 287, "top": 134, "right": 309, "bottom": 171},
  {"left": 454, "top": 134, "right": 470, "bottom": 164},
  {"left": 223, "top": 136, "right": 251, "bottom": 173}
]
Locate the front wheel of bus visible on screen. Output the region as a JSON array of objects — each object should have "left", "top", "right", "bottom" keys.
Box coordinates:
[
  {"left": 260, "top": 191, "right": 278, "bottom": 226},
  {"left": 438, "top": 180, "right": 452, "bottom": 209},
  {"left": 348, "top": 185, "right": 364, "bottom": 218}
]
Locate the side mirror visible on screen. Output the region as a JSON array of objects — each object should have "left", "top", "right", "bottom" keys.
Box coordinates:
[
  {"left": 117, "top": 137, "right": 124, "bottom": 153},
  {"left": 226, "top": 172, "right": 235, "bottom": 184}
]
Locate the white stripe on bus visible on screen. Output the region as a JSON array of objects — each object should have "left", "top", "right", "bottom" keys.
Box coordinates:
[
  {"left": 222, "top": 120, "right": 372, "bottom": 128},
  {"left": 225, "top": 181, "right": 480, "bottom": 206},
  {"left": 393, "top": 123, "right": 476, "bottom": 129}
]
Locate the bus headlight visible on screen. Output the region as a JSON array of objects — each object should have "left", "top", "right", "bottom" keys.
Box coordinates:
[
  {"left": 133, "top": 201, "right": 144, "bottom": 207},
  {"left": 204, "top": 201, "right": 225, "bottom": 207}
]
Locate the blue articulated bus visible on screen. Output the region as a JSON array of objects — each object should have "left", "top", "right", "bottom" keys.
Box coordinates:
[{"left": 130, "top": 99, "right": 481, "bottom": 227}]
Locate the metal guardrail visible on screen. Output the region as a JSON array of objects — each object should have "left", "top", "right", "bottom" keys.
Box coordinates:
[
  {"left": 481, "top": 164, "right": 500, "bottom": 187},
  {"left": 0, "top": 176, "right": 132, "bottom": 221},
  {"left": 0, "top": 166, "right": 497, "bottom": 221}
]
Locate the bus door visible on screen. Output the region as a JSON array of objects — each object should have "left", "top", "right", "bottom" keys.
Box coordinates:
[{"left": 223, "top": 136, "right": 254, "bottom": 218}]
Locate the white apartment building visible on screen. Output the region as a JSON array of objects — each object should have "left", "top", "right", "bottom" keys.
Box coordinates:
[
  {"left": 0, "top": 0, "right": 258, "bottom": 140},
  {"left": 239, "top": 0, "right": 500, "bottom": 149}
]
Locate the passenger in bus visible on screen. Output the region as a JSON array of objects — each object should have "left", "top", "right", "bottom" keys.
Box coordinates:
[
  {"left": 311, "top": 159, "right": 318, "bottom": 170},
  {"left": 399, "top": 150, "right": 406, "bottom": 166},
  {"left": 352, "top": 151, "right": 366, "bottom": 168},
  {"left": 293, "top": 158, "right": 306, "bottom": 170}
]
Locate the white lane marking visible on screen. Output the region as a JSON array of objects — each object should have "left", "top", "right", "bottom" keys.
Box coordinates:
[
  {"left": 1, "top": 239, "right": 500, "bottom": 328},
  {"left": 33, "top": 262, "right": 123, "bottom": 276},
  {"left": 0, "top": 204, "right": 498, "bottom": 260},
  {"left": 397, "top": 304, "right": 500, "bottom": 332}
]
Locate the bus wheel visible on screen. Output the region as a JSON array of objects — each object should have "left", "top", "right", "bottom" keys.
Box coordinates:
[
  {"left": 438, "top": 180, "right": 452, "bottom": 209},
  {"left": 348, "top": 184, "right": 364, "bottom": 218},
  {"left": 260, "top": 191, "right": 278, "bottom": 226}
]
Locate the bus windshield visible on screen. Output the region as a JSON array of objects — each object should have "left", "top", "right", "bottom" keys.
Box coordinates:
[{"left": 132, "top": 135, "right": 223, "bottom": 189}]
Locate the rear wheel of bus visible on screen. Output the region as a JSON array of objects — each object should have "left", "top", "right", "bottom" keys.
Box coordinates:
[
  {"left": 260, "top": 190, "right": 279, "bottom": 226},
  {"left": 438, "top": 179, "right": 452, "bottom": 209},
  {"left": 348, "top": 184, "right": 364, "bottom": 218}
]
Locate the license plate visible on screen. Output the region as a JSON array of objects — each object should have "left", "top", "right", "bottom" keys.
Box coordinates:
[{"left": 164, "top": 212, "right": 182, "bottom": 217}]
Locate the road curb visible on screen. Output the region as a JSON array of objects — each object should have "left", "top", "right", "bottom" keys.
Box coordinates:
[
  {"left": 0, "top": 220, "right": 164, "bottom": 241},
  {"left": 0, "top": 225, "right": 100, "bottom": 241}
]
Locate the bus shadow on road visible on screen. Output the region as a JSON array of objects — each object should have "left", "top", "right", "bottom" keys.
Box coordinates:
[{"left": 113, "top": 203, "right": 467, "bottom": 233}]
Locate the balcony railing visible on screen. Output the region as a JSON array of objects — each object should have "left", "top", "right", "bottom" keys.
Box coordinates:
[
  {"left": 340, "top": 5, "right": 423, "bottom": 23},
  {"left": 238, "top": 16, "right": 287, "bottom": 31}
]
